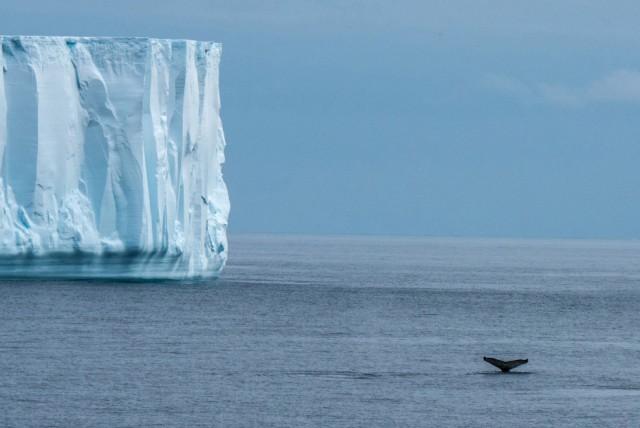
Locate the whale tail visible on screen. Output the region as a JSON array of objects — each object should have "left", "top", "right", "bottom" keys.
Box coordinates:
[{"left": 483, "top": 357, "right": 528, "bottom": 372}]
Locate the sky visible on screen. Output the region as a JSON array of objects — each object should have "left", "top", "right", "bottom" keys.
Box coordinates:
[{"left": 2, "top": 0, "right": 640, "bottom": 239}]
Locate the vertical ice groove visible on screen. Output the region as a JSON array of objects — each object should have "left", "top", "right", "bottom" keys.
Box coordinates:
[
  {"left": 0, "top": 47, "right": 9, "bottom": 252},
  {"left": 0, "top": 36, "right": 229, "bottom": 279},
  {"left": 211, "top": 44, "right": 230, "bottom": 263},
  {"left": 85, "top": 39, "right": 150, "bottom": 251},
  {"left": 168, "top": 41, "right": 187, "bottom": 253},
  {"left": 72, "top": 42, "right": 118, "bottom": 242},
  {"left": 0, "top": 45, "right": 6, "bottom": 171},
  {"left": 21, "top": 38, "right": 91, "bottom": 251},
  {"left": 3, "top": 38, "right": 39, "bottom": 212},
  {"left": 181, "top": 41, "right": 201, "bottom": 272},
  {"left": 199, "top": 43, "right": 220, "bottom": 267},
  {"left": 143, "top": 39, "right": 173, "bottom": 252}
]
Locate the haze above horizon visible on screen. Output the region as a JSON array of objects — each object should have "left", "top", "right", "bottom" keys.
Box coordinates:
[{"left": 2, "top": 0, "right": 639, "bottom": 239}]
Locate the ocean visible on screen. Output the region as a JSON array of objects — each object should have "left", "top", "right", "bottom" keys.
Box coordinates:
[{"left": 1, "top": 234, "right": 639, "bottom": 426}]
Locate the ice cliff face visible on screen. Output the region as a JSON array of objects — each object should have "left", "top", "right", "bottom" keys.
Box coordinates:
[{"left": 0, "top": 36, "right": 229, "bottom": 280}]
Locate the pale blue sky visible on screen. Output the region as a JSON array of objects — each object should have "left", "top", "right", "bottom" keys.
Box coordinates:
[{"left": 2, "top": 1, "right": 640, "bottom": 238}]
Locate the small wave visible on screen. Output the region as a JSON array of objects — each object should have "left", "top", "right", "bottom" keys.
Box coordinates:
[
  {"left": 288, "top": 370, "right": 381, "bottom": 380},
  {"left": 473, "top": 371, "right": 535, "bottom": 376},
  {"left": 287, "top": 370, "right": 432, "bottom": 380}
]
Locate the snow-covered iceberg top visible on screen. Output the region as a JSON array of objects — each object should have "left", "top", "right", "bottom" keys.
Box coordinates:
[{"left": 0, "top": 36, "right": 229, "bottom": 280}]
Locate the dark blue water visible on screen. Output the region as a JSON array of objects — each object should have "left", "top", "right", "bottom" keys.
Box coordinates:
[{"left": 1, "top": 234, "right": 640, "bottom": 426}]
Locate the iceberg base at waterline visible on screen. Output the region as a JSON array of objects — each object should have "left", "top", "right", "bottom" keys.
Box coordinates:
[
  {"left": 0, "top": 36, "right": 229, "bottom": 280},
  {"left": 0, "top": 251, "right": 226, "bottom": 281}
]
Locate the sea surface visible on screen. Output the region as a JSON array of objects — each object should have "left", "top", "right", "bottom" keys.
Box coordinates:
[{"left": 1, "top": 234, "right": 639, "bottom": 427}]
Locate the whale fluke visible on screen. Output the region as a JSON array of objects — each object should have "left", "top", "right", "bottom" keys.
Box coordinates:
[{"left": 483, "top": 357, "right": 528, "bottom": 372}]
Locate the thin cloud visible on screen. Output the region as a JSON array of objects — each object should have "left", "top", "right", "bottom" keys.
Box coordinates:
[
  {"left": 583, "top": 69, "right": 640, "bottom": 102},
  {"left": 487, "top": 69, "right": 640, "bottom": 107},
  {"left": 485, "top": 73, "right": 532, "bottom": 98}
]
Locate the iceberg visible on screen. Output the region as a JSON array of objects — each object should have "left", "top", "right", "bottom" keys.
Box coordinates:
[{"left": 0, "top": 36, "right": 229, "bottom": 280}]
